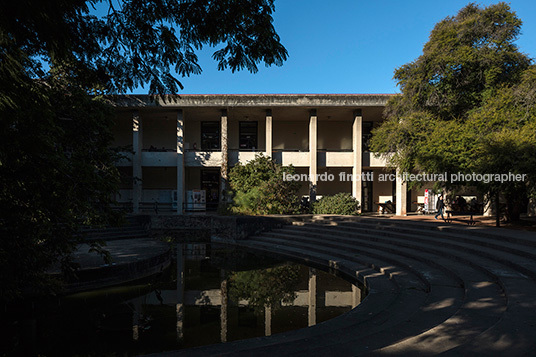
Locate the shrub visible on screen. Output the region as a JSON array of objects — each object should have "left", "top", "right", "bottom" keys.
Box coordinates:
[
  {"left": 312, "top": 192, "right": 360, "bottom": 215},
  {"left": 229, "top": 154, "right": 302, "bottom": 215}
]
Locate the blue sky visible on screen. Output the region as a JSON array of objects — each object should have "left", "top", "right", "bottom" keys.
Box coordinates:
[{"left": 136, "top": 0, "right": 536, "bottom": 95}]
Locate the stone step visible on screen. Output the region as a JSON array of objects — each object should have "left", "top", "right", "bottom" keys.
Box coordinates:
[
  {"left": 255, "top": 223, "right": 535, "bottom": 354},
  {"left": 233, "top": 240, "right": 417, "bottom": 338},
  {"left": 249, "top": 226, "right": 522, "bottom": 354},
  {"left": 305, "top": 216, "right": 536, "bottom": 246},
  {"left": 256, "top": 231, "right": 449, "bottom": 290},
  {"left": 78, "top": 220, "right": 148, "bottom": 241},
  {"left": 442, "top": 276, "right": 536, "bottom": 355},
  {"left": 306, "top": 219, "right": 536, "bottom": 252},
  {"left": 227, "top": 240, "right": 438, "bottom": 355},
  {"left": 173, "top": 218, "right": 536, "bottom": 356},
  {"left": 247, "top": 234, "right": 499, "bottom": 354},
  {"left": 278, "top": 223, "right": 536, "bottom": 280}
]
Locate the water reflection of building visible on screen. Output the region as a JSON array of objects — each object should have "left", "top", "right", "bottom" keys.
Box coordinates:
[{"left": 129, "top": 244, "right": 362, "bottom": 346}]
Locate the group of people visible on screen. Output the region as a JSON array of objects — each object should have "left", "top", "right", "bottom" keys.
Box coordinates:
[{"left": 434, "top": 195, "right": 479, "bottom": 220}]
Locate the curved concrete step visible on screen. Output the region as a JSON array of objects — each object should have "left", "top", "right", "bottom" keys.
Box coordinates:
[
  {"left": 157, "top": 216, "right": 536, "bottom": 356},
  {"left": 251, "top": 231, "right": 505, "bottom": 354},
  {"left": 303, "top": 219, "right": 536, "bottom": 260},
  {"left": 257, "top": 219, "right": 536, "bottom": 355},
  {"left": 280, "top": 223, "right": 536, "bottom": 280}
]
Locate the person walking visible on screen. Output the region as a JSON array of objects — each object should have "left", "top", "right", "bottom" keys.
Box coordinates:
[{"left": 435, "top": 195, "right": 445, "bottom": 220}]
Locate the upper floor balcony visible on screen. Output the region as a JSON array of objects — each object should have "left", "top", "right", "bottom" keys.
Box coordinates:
[
  {"left": 116, "top": 149, "right": 391, "bottom": 168},
  {"left": 362, "top": 151, "right": 390, "bottom": 167}
]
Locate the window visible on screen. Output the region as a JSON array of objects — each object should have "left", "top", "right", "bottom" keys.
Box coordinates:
[
  {"left": 239, "top": 121, "right": 258, "bottom": 150},
  {"left": 201, "top": 121, "right": 220, "bottom": 150},
  {"left": 362, "top": 121, "right": 373, "bottom": 152}
]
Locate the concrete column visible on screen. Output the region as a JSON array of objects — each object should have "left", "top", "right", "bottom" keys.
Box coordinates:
[
  {"left": 265, "top": 109, "right": 273, "bottom": 158},
  {"left": 176, "top": 244, "right": 184, "bottom": 341},
  {"left": 176, "top": 110, "right": 184, "bottom": 214},
  {"left": 309, "top": 110, "right": 318, "bottom": 201},
  {"left": 220, "top": 110, "right": 228, "bottom": 209},
  {"left": 352, "top": 284, "right": 361, "bottom": 308},
  {"left": 352, "top": 110, "right": 363, "bottom": 209},
  {"left": 132, "top": 111, "right": 142, "bottom": 214},
  {"left": 264, "top": 305, "right": 272, "bottom": 336},
  {"left": 396, "top": 169, "right": 407, "bottom": 216},
  {"left": 308, "top": 267, "right": 317, "bottom": 327}
]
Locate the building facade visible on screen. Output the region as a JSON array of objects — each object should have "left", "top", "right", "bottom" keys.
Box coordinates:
[{"left": 113, "top": 94, "right": 432, "bottom": 215}]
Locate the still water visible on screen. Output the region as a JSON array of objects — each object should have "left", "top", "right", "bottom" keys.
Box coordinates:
[{"left": 3, "top": 244, "right": 363, "bottom": 356}]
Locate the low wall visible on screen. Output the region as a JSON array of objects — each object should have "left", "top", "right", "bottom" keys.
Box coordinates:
[{"left": 149, "top": 215, "right": 309, "bottom": 242}]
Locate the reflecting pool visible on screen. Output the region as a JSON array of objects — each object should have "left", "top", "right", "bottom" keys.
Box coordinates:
[{"left": 2, "top": 243, "right": 363, "bottom": 356}]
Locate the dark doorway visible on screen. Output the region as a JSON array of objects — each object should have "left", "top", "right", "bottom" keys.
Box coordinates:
[{"left": 201, "top": 170, "right": 220, "bottom": 210}]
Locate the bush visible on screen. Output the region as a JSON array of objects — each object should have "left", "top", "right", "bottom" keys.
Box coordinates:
[
  {"left": 312, "top": 193, "right": 360, "bottom": 215},
  {"left": 229, "top": 154, "right": 302, "bottom": 215}
]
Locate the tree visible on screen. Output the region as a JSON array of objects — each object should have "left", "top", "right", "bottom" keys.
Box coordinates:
[
  {"left": 1, "top": 0, "right": 287, "bottom": 95},
  {"left": 0, "top": 69, "right": 122, "bottom": 301},
  {"left": 0, "top": 0, "right": 288, "bottom": 301},
  {"left": 228, "top": 264, "right": 301, "bottom": 314},
  {"left": 228, "top": 154, "right": 302, "bottom": 215},
  {"left": 371, "top": 2, "right": 535, "bottom": 223}
]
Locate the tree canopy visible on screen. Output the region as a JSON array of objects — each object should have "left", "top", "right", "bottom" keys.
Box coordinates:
[
  {"left": 229, "top": 264, "right": 300, "bottom": 314},
  {"left": 228, "top": 154, "right": 302, "bottom": 215},
  {"left": 1, "top": 0, "right": 288, "bottom": 96},
  {"left": 371, "top": 2, "right": 536, "bottom": 221},
  {"left": 0, "top": 0, "right": 288, "bottom": 301}
]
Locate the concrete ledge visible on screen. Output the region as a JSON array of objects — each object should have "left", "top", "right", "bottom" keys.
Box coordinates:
[
  {"left": 149, "top": 214, "right": 300, "bottom": 242},
  {"left": 50, "top": 238, "right": 171, "bottom": 294},
  {"left": 110, "top": 94, "right": 394, "bottom": 108}
]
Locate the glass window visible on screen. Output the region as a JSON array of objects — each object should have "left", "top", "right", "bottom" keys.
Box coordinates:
[
  {"left": 362, "top": 121, "right": 373, "bottom": 152},
  {"left": 239, "top": 121, "right": 258, "bottom": 150},
  {"left": 201, "top": 121, "right": 220, "bottom": 150}
]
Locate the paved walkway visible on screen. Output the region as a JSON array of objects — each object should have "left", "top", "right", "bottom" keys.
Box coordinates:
[{"left": 159, "top": 215, "right": 536, "bottom": 356}]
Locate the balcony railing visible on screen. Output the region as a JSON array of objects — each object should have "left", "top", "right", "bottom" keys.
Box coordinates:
[
  {"left": 228, "top": 150, "right": 258, "bottom": 166},
  {"left": 318, "top": 150, "right": 353, "bottom": 167},
  {"left": 362, "top": 152, "right": 390, "bottom": 167},
  {"left": 272, "top": 150, "right": 310, "bottom": 167},
  {"left": 185, "top": 151, "right": 223, "bottom": 167},
  {"left": 117, "top": 150, "right": 391, "bottom": 168}
]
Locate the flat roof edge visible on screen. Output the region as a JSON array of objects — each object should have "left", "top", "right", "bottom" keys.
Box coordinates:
[{"left": 109, "top": 94, "right": 396, "bottom": 108}]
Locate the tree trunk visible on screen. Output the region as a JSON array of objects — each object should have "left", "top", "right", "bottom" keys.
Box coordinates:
[{"left": 495, "top": 191, "right": 501, "bottom": 228}]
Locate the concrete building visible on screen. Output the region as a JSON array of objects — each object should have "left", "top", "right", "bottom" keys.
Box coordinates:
[{"left": 112, "top": 94, "right": 435, "bottom": 215}]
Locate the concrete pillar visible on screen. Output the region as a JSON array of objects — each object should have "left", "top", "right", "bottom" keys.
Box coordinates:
[
  {"left": 220, "top": 110, "right": 229, "bottom": 209},
  {"left": 396, "top": 169, "right": 407, "bottom": 216},
  {"left": 132, "top": 111, "right": 142, "bottom": 214},
  {"left": 220, "top": 270, "right": 228, "bottom": 343},
  {"left": 352, "top": 284, "right": 361, "bottom": 308},
  {"left": 352, "top": 110, "right": 363, "bottom": 208},
  {"left": 176, "top": 244, "right": 184, "bottom": 341},
  {"left": 308, "top": 267, "right": 317, "bottom": 327},
  {"left": 309, "top": 110, "right": 318, "bottom": 201},
  {"left": 265, "top": 109, "right": 273, "bottom": 158},
  {"left": 176, "top": 110, "right": 184, "bottom": 214},
  {"left": 264, "top": 305, "right": 272, "bottom": 336}
]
